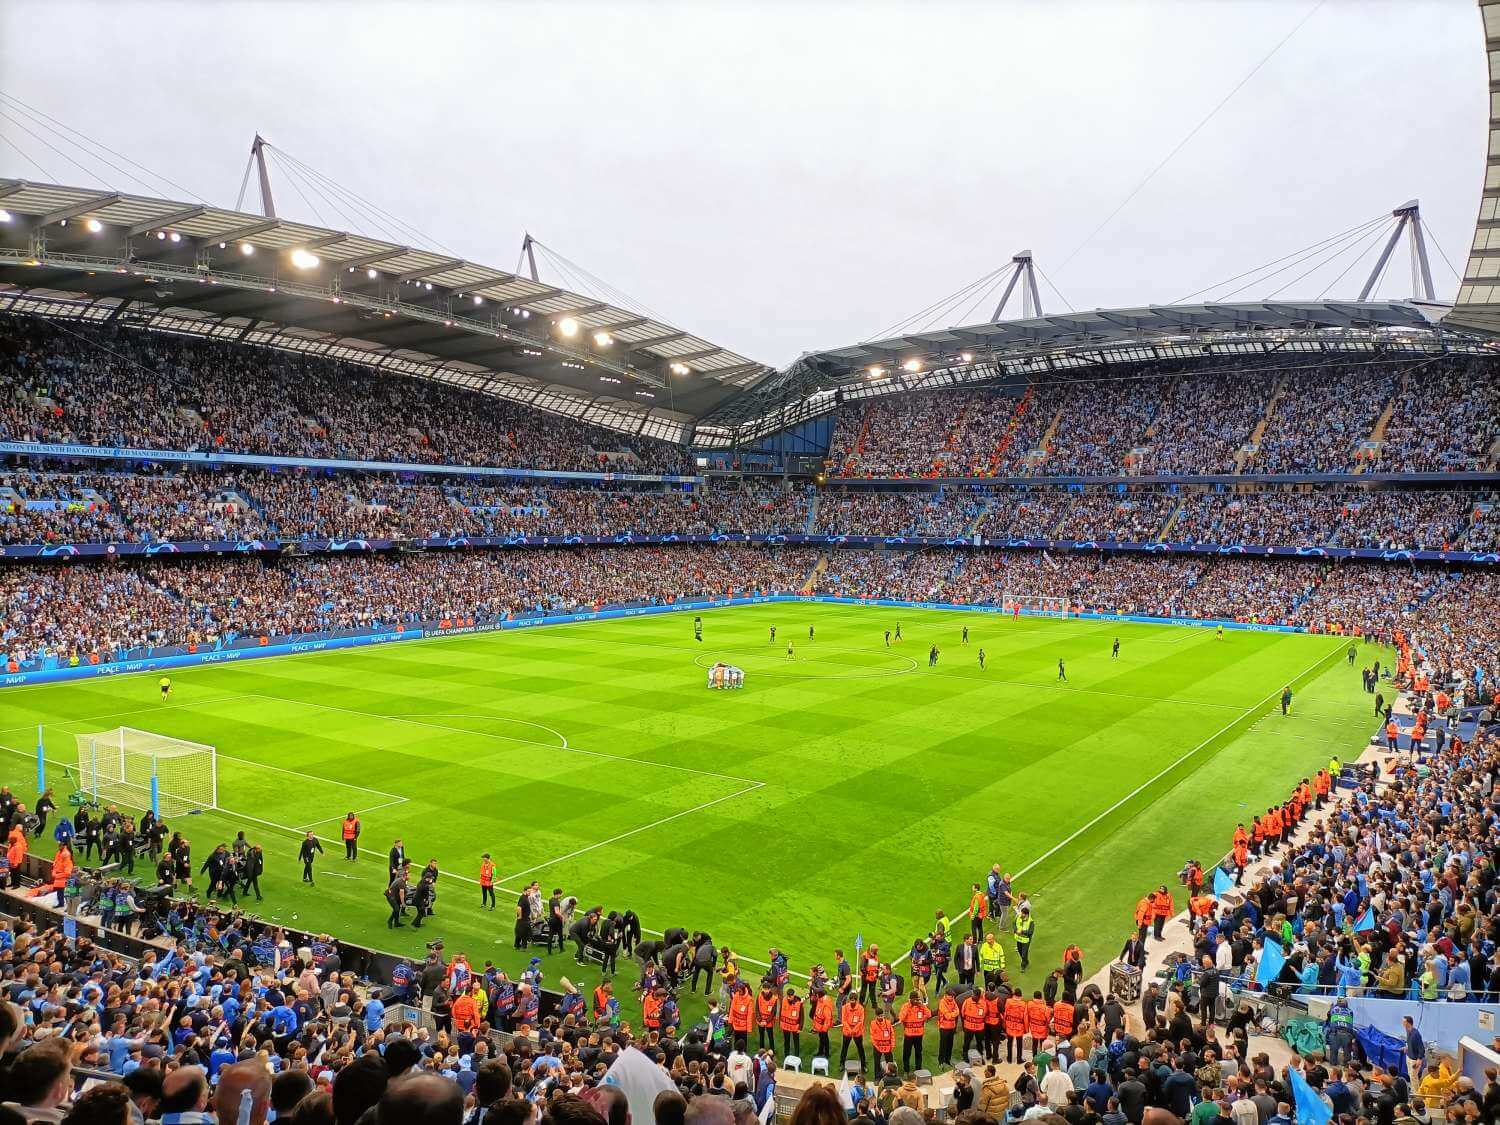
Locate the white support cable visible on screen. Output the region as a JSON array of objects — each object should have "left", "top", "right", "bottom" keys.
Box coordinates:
[
  {"left": 1034, "top": 262, "right": 1074, "bottom": 313},
  {"left": 267, "top": 143, "right": 460, "bottom": 256},
  {"left": 1057, "top": 0, "right": 1328, "bottom": 275},
  {"left": 954, "top": 269, "right": 1017, "bottom": 327},
  {"left": 265, "top": 150, "right": 331, "bottom": 229},
  {"left": 0, "top": 100, "right": 167, "bottom": 198},
  {"left": 875, "top": 266, "right": 1008, "bottom": 339},
  {"left": 0, "top": 90, "right": 210, "bottom": 203},
  {"left": 0, "top": 109, "right": 117, "bottom": 190},
  {"left": 269, "top": 147, "right": 405, "bottom": 243},
  {"left": 1211, "top": 218, "right": 1388, "bottom": 302},
  {"left": 1418, "top": 219, "right": 1464, "bottom": 284},
  {"left": 1210, "top": 218, "right": 1389, "bottom": 302},
  {"left": 1174, "top": 213, "right": 1387, "bottom": 304},
  {"left": 529, "top": 239, "right": 666, "bottom": 322},
  {"left": 0, "top": 133, "right": 56, "bottom": 181},
  {"left": 1312, "top": 223, "right": 1404, "bottom": 300},
  {"left": 262, "top": 144, "right": 416, "bottom": 244},
  {"left": 1269, "top": 221, "right": 1392, "bottom": 299}
]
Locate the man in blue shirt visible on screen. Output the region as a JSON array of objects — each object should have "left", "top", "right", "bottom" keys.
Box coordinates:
[
  {"left": 364, "top": 994, "right": 386, "bottom": 1032},
  {"left": 1403, "top": 1016, "right": 1425, "bottom": 1086},
  {"left": 98, "top": 1015, "right": 145, "bottom": 1073}
]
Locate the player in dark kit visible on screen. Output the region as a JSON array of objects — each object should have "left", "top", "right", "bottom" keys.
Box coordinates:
[
  {"left": 1057, "top": 659, "right": 1067, "bottom": 681},
  {"left": 894, "top": 623, "right": 902, "bottom": 641},
  {"left": 769, "top": 625, "right": 776, "bottom": 643},
  {"left": 962, "top": 625, "right": 968, "bottom": 645},
  {"left": 884, "top": 629, "right": 891, "bottom": 647},
  {"left": 978, "top": 648, "right": 985, "bottom": 670},
  {"left": 694, "top": 617, "right": 702, "bottom": 642},
  {"left": 1112, "top": 638, "right": 1120, "bottom": 659},
  {"left": 808, "top": 625, "right": 814, "bottom": 640}
]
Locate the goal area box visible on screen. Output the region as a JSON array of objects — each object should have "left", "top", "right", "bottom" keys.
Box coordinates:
[{"left": 73, "top": 727, "right": 218, "bottom": 817}]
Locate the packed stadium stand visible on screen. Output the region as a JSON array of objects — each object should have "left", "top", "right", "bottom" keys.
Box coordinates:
[{"left": 1, "top": 47, "right": 1500, "bottom": 1117}]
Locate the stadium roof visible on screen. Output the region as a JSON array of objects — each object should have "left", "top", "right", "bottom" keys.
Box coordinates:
[
  {"left": 697, "top": 297, "right": 1483, "bottom": 443},
  {"left": 0, "top": 179, "right": 775, "bottom": 443},
  {"left": 1443, "top": 0, "right": 1500, "bottom": 338}
]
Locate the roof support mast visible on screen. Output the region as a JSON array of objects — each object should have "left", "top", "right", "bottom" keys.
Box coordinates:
[
  {"left": 1358, "top": 200, "right": 1435, "bottom": 301},
  {"left": 236, "top": 135, "right": 277, "bottom": 218},
  {"left": 991, "top": 250, "right": 1044, "bottom": 321}
]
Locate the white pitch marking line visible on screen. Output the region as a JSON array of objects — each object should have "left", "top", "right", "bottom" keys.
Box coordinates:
[
  {"left": 497, "top": 781, "right": 765, "bottom": 884},
  {"left": 239, "top": 692, "right": 762, "bottom": 787},
  {"left": 386, "top": 714, "right": 569, "bottom": 748},
  {"left": 294, "top": 796, "right": 411, "bottom": 832},
  {"left": 889, "top": 639, "right": 1349, "bottom": 967}
]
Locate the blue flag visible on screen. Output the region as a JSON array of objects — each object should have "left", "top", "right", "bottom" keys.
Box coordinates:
[
  {"left": 63, "top": 915, "right": 77, "bottom": 940},
  {"left": 854, "top": 933, "right": 863, "bottom": 954},
  {"left": 1213, "top": 866, "right": 1233, "bottom": 897},
  {"left": 1287, "top": 1066, "right": 1332, "bottom": 1125},
  {"left": 1353, "top": 906, "right": 1375, "bottom": 932},
  {"left": 1256, "top": 938, "right": 1286, "bottom": 987}
]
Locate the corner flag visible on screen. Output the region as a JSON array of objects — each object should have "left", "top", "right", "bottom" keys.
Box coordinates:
[
  {"left": 1212, "top": 866, "right": 1233, "bottom": 897},
  {"left": 1255, "top": 938, "right": 1286, "bottom": 987}
]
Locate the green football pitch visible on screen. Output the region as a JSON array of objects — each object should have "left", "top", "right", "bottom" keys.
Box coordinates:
[{"left": 0, "top": 602, "right": 1380, "bottom": 1017}]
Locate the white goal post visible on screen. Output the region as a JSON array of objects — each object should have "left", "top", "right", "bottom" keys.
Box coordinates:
[
  {"left": 73, "top": 727, "right": 218, "bottom": 817},
  {"left": 1001, "top": 592, "right": 1071, "bottom": 617}
]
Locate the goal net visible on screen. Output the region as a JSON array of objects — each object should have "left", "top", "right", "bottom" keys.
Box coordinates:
[
  {"left": 1002, "top": 593, "right": 1071, "bottom": 618},
  {"left": 73, "top": 727, "right": 218, "bottom": 817}
]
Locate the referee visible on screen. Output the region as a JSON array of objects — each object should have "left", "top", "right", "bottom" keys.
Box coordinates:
[{"left": 298, "top": 832, "right": 324, "bottom": 885}]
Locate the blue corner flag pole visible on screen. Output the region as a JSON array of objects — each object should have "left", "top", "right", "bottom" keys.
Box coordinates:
[{"left": 35, "top": 725, "right": 44, "bottom": 793}]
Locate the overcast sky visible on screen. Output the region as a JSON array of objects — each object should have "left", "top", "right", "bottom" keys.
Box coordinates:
[{"left": 0, "top": 0, "right": 1485, "bottom": 367}]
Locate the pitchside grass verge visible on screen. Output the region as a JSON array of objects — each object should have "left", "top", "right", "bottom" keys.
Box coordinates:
[{"left": 0, "top": 604, "right": 1382, "bottom": 1031}]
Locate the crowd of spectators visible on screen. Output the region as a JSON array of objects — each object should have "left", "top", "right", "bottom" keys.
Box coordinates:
[
  {"left": 0, "top": 317, "right": 688, "bottom": 473},
  {"left": 9, "top": 470, "right": 1491, "bottom": 554},
  {"left": 0, "top": 547, "right": 822, "bottom": 670},
  {"left": 827, "top": 357, "right": 1498, "bottom": 479},
  {"left": 813, "top": 492, "right": 984, "bottom": 538}
]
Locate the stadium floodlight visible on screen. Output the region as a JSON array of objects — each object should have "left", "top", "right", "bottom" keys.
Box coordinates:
[
  {"left": 670, "top": 362, "right": 691, "bottom": 376},
  {"left": 170, "top": 231, "right": 181, "bottom": 242},
  {"left": 0, "top": 209, "right": 10, "bottom": 222},
  {"left": 960, "top": 351, "right": 973, "bottom": 362},
  {"left": 85, "top": 218, "right": 103, "bottom": 233},
  {"left": 867, "top": 365, "right": 885, "bottom": 378},
  {"left": 902, "top": 358, "right": 923, "bottom": 373},
  {"left": 473, "top": 295, "right": 484, "bottom": 305},
  {"left": 557, "top": 316, "right": 580, "bottom": 337},
  {"left": 290, "top": 248, "right": 321, "bottom": 270},
  {"left": 593, "top": 331, "right": 613, "bottom": 347},
  {"left": 156, "top": 231, "right": 167, "bottom": 240},
  {"left": 240, "top": 242, "right": 255, "bottom": 256}
]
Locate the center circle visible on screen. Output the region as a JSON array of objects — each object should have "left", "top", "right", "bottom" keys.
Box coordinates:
[{"left": 693, "top": 647, "right": 918, "bottom": 681}]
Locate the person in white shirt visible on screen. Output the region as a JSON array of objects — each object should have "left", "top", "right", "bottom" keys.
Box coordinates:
[{"left": 1042, "top": 1056, "right": 1075, "bottom": 1110}]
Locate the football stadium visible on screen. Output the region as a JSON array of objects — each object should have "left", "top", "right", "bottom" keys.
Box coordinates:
[{"left": 0, "top": 3, "right": 1497, "bottom": 1123}]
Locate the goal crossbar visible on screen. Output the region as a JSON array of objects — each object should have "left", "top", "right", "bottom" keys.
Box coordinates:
[{"left": 72, "top": 726, "right": 218, "bottom": 817}]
